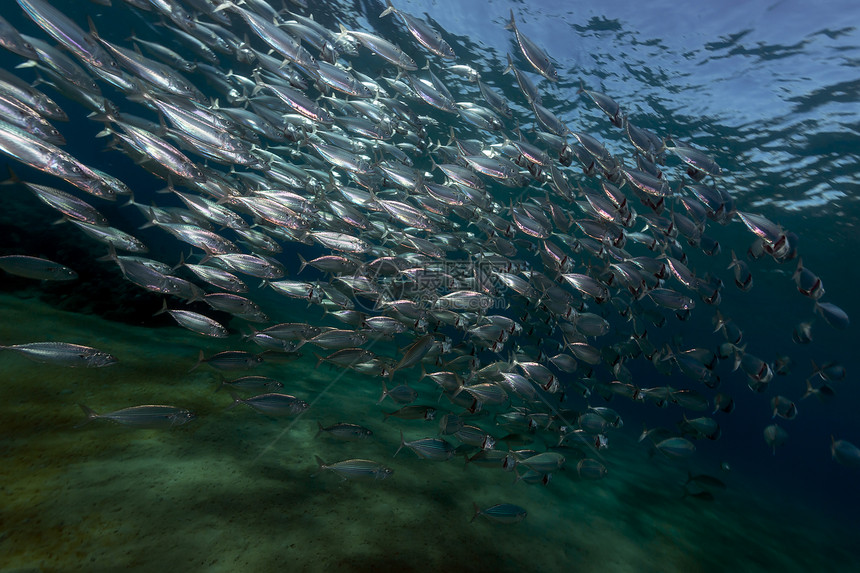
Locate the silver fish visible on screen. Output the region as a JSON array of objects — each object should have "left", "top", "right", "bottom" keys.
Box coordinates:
[
  {"left": 314, "top": 456, "right": 393, "bottom": 480},
  {"left": 77, "top": 404, "right": 195, "bottom": 429},
  {"left": 0, "top": 255, "right": 77, "bottom": 280},
  {"left": 380, "top": 0, "right": 455, "bottom": 59},
  {"left": 0, "top": 342, "right": 117, "bottom": 367},
  {"left": 17, "top": 0, "right": 117, "bottom": 70},
  {"left": 471, "top": 502, "right": 527, "bottom": 524},
  {"left": 338, "top": 24, "right": 417, "bottom": 71},
  {"left": 315, "top": 422, "right": 373, "bottom": 441},
  {"left": 155, "top": 300, "right": 229, "bottom": 338},
  {"left": 226, "top": 391, "right": 308, "bottom": 416},
  {"left": 505, "top": 10, "right": 557, "bottom": 82},
  {"left": 395, "top": 431, "right": 455, "bottom": 461}
]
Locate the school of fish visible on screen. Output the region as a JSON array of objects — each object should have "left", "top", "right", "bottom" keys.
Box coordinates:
[{"left": 0, "top": 0, "right": 856, "bottom": 521}]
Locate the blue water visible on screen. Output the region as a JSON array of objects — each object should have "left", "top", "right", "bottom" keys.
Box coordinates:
[{"left": 1, "top": 0, "right": 859, "bottom": 569}]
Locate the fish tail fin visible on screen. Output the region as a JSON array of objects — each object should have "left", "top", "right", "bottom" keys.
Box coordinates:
[
  {"left": 727, "top": 250, "right": 739, "bottom": 270},
  {"left": 297, "top": 252, "right": 308, "bottom": 274},
  {"left": 75, "top": 404, "right": 99, "bottom": 428},
  {"left": 153, "top": 299, "right": 169, "bottom": 317},
  {"left": 801, "top": 379, "right": 816, "bottom": 401},
  {"left": 637, "top": 423, "right": 649, "bottom": 442},
  {"left": 504, "top": 9, "right": 515, "bottom": 31},
  {"left": 169, "top": 250, "right": 187, "bottom": 272},
  {"left": 1, "top": 165, "right": 21, "bottom": 186},
  {"left": 471, "top": 502, "right": 481, "bottom": 523},
  {"left": 393, "top": 429, "right": 405, "bottom": 457},
  {"left": 377, "top": 380, "right": 389, "bottom": 405},
  {"left": 808, "top": 358, "right": 820, "bottom": 381},
  {"left": 315, "top": 422, "right": 324, "bottom": 438},
  {"left": 87, "top": 15, "right": 100, "bottom": 40},
  {"left": 213, "top": 1, "right": 235, "bottom": 13},
  {"left": 225, "top": 391, "right": 243, "bottom": 411},
  {"left": 314, "top": 455, "right": 327, "bottom": 470},
  {"left": 791, "top": 257, "right": 803, "bottom": 281},
  {"left": 336, "top": 24, "right": 350, "bottom": 42},
  {"left": 577, "top": 78, "right": 586, "bottom": 95},
  {"left": 503, "top": 53, "right": 513, "bottom": 75},
  {"left": 380, "top": 0, "right": 396, "bottom": 18},
  {"left": 188, "top": 349, "right": 205, "bottom": 372}
]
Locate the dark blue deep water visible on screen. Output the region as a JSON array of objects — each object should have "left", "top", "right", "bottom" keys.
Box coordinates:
[{"left": 1, "top": 0, "right": 858, "bottom": 571}]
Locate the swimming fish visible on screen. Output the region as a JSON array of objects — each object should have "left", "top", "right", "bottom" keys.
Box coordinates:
[
  {"left": 77, "top": 403, "right": 195, "bottom": 429},
  {"left": 471, "top": 502, "right": 527, "bottom": 524},
  {"left": 314, "top": 455, "right": 393, "bottom": 480},
  {"left": 0, "top": 342, "right": 117, "bottom": 367},
  {"left": 0, "top": 254, "right": 77, "bottom": 280},
  {"left": 505, "top": 10, "right": 557, "bottom": 82}
]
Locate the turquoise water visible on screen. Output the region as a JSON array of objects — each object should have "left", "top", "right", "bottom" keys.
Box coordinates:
[{"left": 1, "top": 0, "right": 859, "bottom": 571}]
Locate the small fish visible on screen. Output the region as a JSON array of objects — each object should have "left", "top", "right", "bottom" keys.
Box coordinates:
[
  {"left": 578, "top": 79, "right": 623, "bottom": 127},
  {"left": 0, "top": 342, "right": 116, "bottom": 367},
  {"left": 727, "top": 250, "right": 753, "bottom": 291},
  {"left": 154, "top": 300, "right": 228, "bottom": 338},
  {"left": 514, "top": 451, "right": 566, "bottom": 473},
  {"left": 0, "top": 13, "right": 39, "bottom": 59},
  {"left": 505, "top": 10, "right": 557, "bottom": 82},
  {"left": 380, "top": 0, "right": 455, "bottom": 59},
  {"left": 771, "top": 396, "right": 798, "bottom": 420},
  {"left": 316, "top": 422, "right": 373, "bottom": 441},
  {"left": 764, "top": 424, "right": 789, "bottom": 455},
  {"left": 576, "top": 459, "right": 608, "bottom": 480},
  {"left": 190, "top": 350, "right": 263, "bottom": 372},
  {"left": 792, "top": 321, "right": 813, "bottom": 344},
  {"left": 471, "top": 502, "right": 527, "bottom": 524},
  {"left": 395, "top": 430, "right": 455, "bottom": 460},
  {"left": 831, "top": 438, "right": 860, "bottom": 468},
  {"left": 226, "top": 391, "right": 309, "bottom": 417},
  {"left": 378, "top": 381, "right": 418, "bottom": 405},
  {"left": 814, "top": 301, "right": 849, "bottom": 330},
  {"left": 802, "top": 379, "right": 836, "bottom": 402},
  {"left": 391, "top": 334, "right": 436, "bottom": 376},
  {"left": 216, "top": 375, "right": 283, "bottom": 393},
  {"left": 77, "top": 404, "right": 195, "bottom": 429},
  {"left": 338, "top": 24, "right": 417, "bottom": 70},
  {"left": 655, "top": 437, "right": 696, "bottom": 459},
  {"left": 809, "top": 359, "right": 846, "bottom": 382},
  {"left": 383, "top": 404, "right": 437, "bottom": 422},
  {"left": 793, "top": 258, "right": 824, "bottom": 299},
  {"left": 0, "top": 255, "right": 77, "bottom": 280},
  {"left": 314, "top": 455, "right": 393, "bottom": 480}
]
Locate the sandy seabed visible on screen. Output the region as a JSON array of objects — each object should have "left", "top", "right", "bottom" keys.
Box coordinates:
[{"left": 1, "top": 293, "right": 857, "bottom": 573}]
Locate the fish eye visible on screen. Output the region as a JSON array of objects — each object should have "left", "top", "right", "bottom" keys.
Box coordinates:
[{"left": 24, "top": 42, "right": 34, "bottom": 50}]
